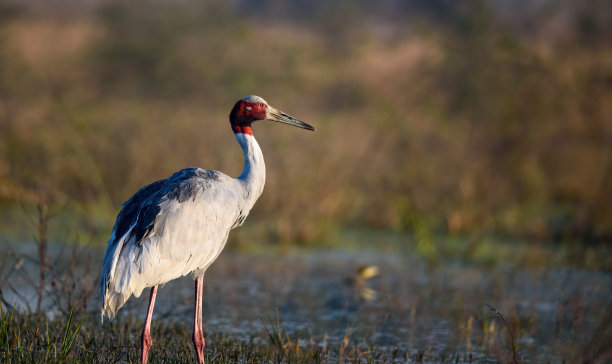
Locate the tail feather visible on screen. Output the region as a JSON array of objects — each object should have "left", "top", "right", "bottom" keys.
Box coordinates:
[
  {"left": 100, "top": 224, "right": 136, "bottom": 321},
  {"left": 101, "top": 289, "right": 130, "bottom": 320}
]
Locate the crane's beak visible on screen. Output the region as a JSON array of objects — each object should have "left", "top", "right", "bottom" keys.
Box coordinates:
[{"left": 266, "top": 106, "right": 315, "bottom": 131}]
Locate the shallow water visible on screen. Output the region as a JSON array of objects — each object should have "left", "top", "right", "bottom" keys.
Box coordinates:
[{"left": 2, "top": 241, "right": 611, "bottom": 362}]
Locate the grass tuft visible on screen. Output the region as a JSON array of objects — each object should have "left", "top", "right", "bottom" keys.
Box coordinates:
[
  {"left": 60, "top": 307, "right": 85, "bottom": 361},
  {"left": 0, "top": 304, "right": 16, "bottom": 352}
]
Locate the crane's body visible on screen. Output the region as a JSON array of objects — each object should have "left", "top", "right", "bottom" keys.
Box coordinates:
[
  {"left": 100, "top": 133, "right": 265, "bottom": 318},
  {"left": 99, "top": 95, "right": 314, "bottom": 364}
]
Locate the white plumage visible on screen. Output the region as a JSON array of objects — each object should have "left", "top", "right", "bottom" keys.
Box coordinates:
[
  {"left": 100, "top": 133, "right": 265, "bottom": 317},
  {"left": 98, "top": 95, "right": 313, "bottom": 364}
]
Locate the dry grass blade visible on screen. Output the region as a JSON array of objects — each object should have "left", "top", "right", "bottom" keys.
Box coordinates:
[{"left": 263, "top": 308, "right": 285, "bottom": 354}]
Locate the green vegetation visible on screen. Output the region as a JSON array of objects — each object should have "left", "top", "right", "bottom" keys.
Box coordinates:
[
  {"left": 0, "top": 309, "right": 432, "bottom": 363},
  {"left": 1, "top": 306, "right": 83, "bottom": 362},
  {"left": 1, "top": 288, "right": 609, "bottom": 363},
  {"left": 0, "top": 307, "right": 551, "bottom": 363}
]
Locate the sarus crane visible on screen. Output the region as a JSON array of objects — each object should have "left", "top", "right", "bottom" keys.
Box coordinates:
[{"left": 99, "top": 95, "right": 315, "bottom": 364}]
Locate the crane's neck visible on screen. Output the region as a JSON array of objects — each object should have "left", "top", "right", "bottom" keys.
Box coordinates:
[{"left": 235, "top": 128, "right": 266, "bottom": 207}]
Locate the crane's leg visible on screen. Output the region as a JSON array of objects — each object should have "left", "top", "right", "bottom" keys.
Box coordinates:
[
  {"left": 192, "top": 275, "right": 205, "bottom": 364},
  {"left": 141, "top": 285, "right": 158, "bottom": 364}
]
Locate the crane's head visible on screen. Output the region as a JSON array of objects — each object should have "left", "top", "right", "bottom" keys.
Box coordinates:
[{"left": 229, "top": 95, "right": 315, "bottom": 135}]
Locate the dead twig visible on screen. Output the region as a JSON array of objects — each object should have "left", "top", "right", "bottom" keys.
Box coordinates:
[
  {"left": 36, "top": 201, "right": 49, "bottom": 313},
  {"left": 487, "top": 304, "right": 520, "bottom": 364}
]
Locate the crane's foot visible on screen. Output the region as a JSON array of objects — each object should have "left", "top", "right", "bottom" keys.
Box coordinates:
[
  {"left": 141, "top": 332, "right": 153, "bottom": 364},
  {"left": 192, "top": 330, "right": 205, "bottom": 364}
]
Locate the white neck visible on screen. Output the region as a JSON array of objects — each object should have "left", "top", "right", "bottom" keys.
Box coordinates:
[{"left": 235, "top": 132, "right": 266, "bottom": 208}]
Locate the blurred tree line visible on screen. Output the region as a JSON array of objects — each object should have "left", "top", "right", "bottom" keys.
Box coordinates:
[{"left": 0, "top": 0, "right": 610, "bottom": 246}]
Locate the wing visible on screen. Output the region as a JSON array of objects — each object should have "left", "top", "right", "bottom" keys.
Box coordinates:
[{"left": 99, "top": 168, "right": 240, "bottom": 319}]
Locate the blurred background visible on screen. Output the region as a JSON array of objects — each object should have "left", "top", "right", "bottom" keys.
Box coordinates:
[
  {"left": 1, "top": 0, "right": 611, "bottom": 260},
  {"left": 0, "top": 1, "right": 611, "bottom": 362}
]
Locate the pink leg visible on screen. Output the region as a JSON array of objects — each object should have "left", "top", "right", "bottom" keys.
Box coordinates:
[
  {"left": 141, "top": 286, "right": 158, "bottom": 364},
  {"left": 192, "top": 275, "right": 205, "bottom": 364}
]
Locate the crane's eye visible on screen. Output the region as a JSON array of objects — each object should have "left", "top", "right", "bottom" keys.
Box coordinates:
[{"left": 259, "top": 103, "right": 265, "bottom": 108}]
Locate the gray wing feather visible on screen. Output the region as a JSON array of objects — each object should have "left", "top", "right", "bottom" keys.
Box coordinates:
[
  {"left": 116, "top": 168, "right": 220, "bottom": 246},
  {"left": 99, "top": 167, "right": 225, "bottom": 319}
]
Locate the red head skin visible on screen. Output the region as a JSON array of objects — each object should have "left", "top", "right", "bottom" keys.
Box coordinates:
[{"left": 229, "top": 100, "right": 268, "bottom": 136}]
